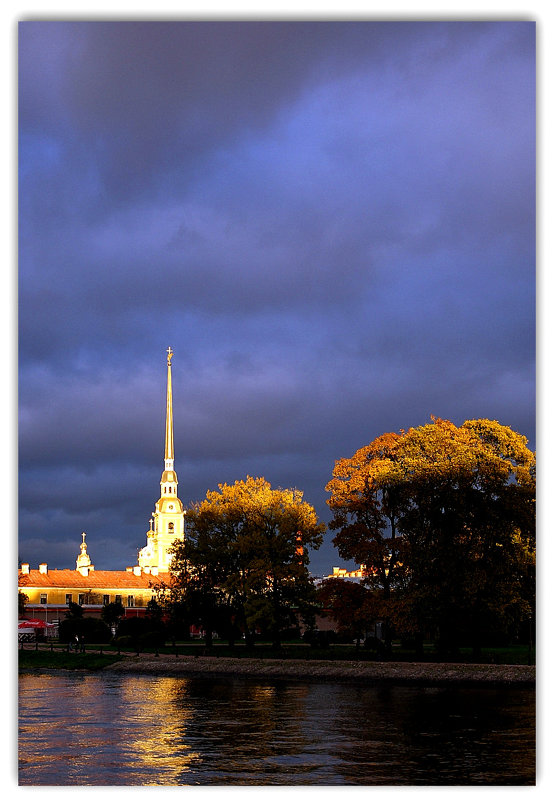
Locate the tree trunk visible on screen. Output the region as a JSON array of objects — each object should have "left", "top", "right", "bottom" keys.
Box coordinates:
[
  {"left": 382, "top": 579, "right": 393, "bottom": 657},
  {"left": 238, "top": 603, "right": 254, "bottom": 647},
  {"left": 228, "top": 615, "right": 235, "bottom": 648},
  {"left": 271, "top": 577, "right": 281, "bottom": 650}
]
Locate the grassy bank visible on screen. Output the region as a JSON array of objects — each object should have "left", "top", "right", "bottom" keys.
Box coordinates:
[
  {"left": 141, "top": 643, "right": 534, "bottom": 665},
  {"left": 19, "top": 641, "right": 534, "bottom": 669},
  {"left": 19, "top": 649, "right": 124, "bottom": 671}
]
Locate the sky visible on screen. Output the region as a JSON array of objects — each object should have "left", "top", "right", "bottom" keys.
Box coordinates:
[{"left": 17, "top": 19, "right": 536, "bottom": 576}]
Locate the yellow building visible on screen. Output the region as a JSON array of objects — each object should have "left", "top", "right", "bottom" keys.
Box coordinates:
[
  {"left": 18, "top": 547, "right": 166, "bottom": 621},
  {"left": 18, "top": 348, "right": 185, "bottom": 622},
  {"left": 325, "top": 566, "right": 367, "bottom": 580}
]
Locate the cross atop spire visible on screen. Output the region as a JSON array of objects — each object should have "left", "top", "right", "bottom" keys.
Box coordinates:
[
  {"left": 167, "top": 346, "right": 173, "bottom": 366},
  {"left": 76, "top": 531, "right": 93, "bottom": 573}
]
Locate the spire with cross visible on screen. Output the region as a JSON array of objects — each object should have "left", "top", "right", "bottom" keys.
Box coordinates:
[
  {"left": 165, "top": 347, "right": 174, "bottom": 465},
  {"left": 137, "top": 349, "right": 185, "bottom": 571}
]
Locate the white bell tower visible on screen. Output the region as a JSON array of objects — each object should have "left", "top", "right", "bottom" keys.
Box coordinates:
[{"left": 138, "top": 348, "right": 185, "bottom": 571}]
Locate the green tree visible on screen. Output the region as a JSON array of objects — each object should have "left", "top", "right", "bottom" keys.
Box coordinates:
[
  {"left": 168, "top": 476, "right": 325, "bottom": 648},
  {"left": 65, "top": 601, "right": 84, "bottom": 619},
  {"left": 101, "top": 601, "right": 125, "bottom": 629},
  {"left": 59, "top": 616, "right": 111, "bottom": 644},
  {"left": 18, "top": 591, "right": 29, "bottom": 618},
  {"left": 145, "top": 598, "right": 164, "bottom": 628},
  {"left": 327, "top": 418, "right": 535, "bottom": 655},
  {"left": 317, "top": 578, "right": 374, "bottom": 649},
  {"left": 115, "top": 615, "right": 166, "bottom": 648}
]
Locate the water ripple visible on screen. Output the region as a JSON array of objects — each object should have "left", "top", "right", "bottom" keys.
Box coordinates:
[{"left": 18, "top": 674, "right": 535, "bottom": 785}]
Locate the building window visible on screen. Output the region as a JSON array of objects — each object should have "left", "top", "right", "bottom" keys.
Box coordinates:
[
  {"left": 127, "top": 595, "right": 134, "bottom": 608},
  {"left": 65, "top": 594, "right": 72, "bottom": 605},
  {"left": 40, "top": 594, "right": 47, "bottom": 605},
  {"left": 103, "top": 595, "right": 110, "bottom": 606},
  {"left": 78, "top": 594, "right": 85, "bottom": 605},
  {"left": 115, "top": 595, "right": 122, "bottom": 605},
  {"left": 168, "top": 522, "right": 174, "bottom": 532}
]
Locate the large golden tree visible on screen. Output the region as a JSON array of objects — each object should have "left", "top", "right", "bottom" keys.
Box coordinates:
[
  {"left": 167, "top": 476, "right": 325, "bottom": 648},
  {"left": 326, "top": 418, "right": 535, "bottom": 655}
]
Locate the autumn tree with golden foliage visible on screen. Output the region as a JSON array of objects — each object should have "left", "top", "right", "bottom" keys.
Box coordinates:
[
  {"left": 326, "top": 418, "right": 535, "bottom": 655},
  {"left": 166, "top": 476, "right": 325, "bottom": 648}
]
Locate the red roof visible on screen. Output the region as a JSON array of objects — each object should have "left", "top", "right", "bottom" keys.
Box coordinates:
[{"left": 18, "top": 569, "right": 170, "bottom": 590}]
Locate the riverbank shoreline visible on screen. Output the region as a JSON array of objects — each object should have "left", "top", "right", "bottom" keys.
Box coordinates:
[{"left": 102, "top": 654, "right": 535, "bottom": 686}]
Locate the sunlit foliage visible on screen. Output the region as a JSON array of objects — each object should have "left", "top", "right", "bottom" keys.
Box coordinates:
[
  {"left": 326, "top": 417, "right": 535, "bottom": 654},
  {"left": 163, "top": 476, "right": 325, "bottom": 648}
]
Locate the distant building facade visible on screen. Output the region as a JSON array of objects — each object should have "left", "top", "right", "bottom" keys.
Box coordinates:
[
  {"left": 18, "top": 546, "right": 165, "bottom": 621},
  {"left": 313, "top": 566, "right": 367, "bottom": 585}
]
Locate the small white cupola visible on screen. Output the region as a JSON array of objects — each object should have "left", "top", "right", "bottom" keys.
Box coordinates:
[{"left": 76, "top": 532, "right": 95, "bottom": 576}]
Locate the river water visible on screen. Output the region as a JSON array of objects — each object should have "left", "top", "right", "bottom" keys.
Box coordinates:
[{"left": 18, "top": 672, "right": 535, "bottom": 786}]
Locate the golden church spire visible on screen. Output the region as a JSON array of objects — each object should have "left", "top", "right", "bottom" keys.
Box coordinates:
[
  {"left": 165, "top": 346, "right": 174, "bottom": 468},
  {"left": 161, "top": 346, "right": 177, "bottom": 490}
]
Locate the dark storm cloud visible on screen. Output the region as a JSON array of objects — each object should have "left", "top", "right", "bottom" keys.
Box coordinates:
[
  {"left": 18, "top": 21, "right": 535, "bottom": 573},
  {"left": 20, "top": 21, "right": 478, "bottom": 201}
]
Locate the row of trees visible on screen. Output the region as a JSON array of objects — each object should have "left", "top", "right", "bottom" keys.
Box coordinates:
[
  {"left": 57, "top": 599, "right": 167, "bottom": 647},
  {"left": 153, "top": 417, "right": 534, "bottom": 655},
  {"left": 21, "top": 417, "right": 532, "bottom": 654}
]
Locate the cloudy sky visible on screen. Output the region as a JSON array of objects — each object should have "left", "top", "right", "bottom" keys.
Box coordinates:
[{"left": 18, "top": 20, "right": 535, "bottom": 575}]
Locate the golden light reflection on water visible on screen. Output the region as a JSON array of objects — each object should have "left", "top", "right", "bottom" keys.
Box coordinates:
[
  {"left": 119, "top": 677, "right": 313, "bottom": 782},
  {"left": 118, "top": 677, "right": 201, "bottom": 784}
]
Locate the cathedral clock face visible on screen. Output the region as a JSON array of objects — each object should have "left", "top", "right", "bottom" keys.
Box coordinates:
[{"left": 168, "top": 504, "right": 174, "bottom": 511}]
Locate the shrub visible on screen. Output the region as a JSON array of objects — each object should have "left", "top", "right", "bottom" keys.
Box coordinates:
[
  {"left": 59, "top": 617, "right": 111, "bottom": 644},
  {"left": 303, "top": 629, "right": 335, "bottom": 648},
  {"left": 115, "top": 616, "right": 166, "bottom": 647},
  {"left": 364, "top": 636, "right": 387, "bottom": 655}
]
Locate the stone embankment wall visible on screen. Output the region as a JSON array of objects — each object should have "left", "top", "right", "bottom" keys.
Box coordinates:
[{"left": 104, "top": 655, "right": 535, "bottom": 686}]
